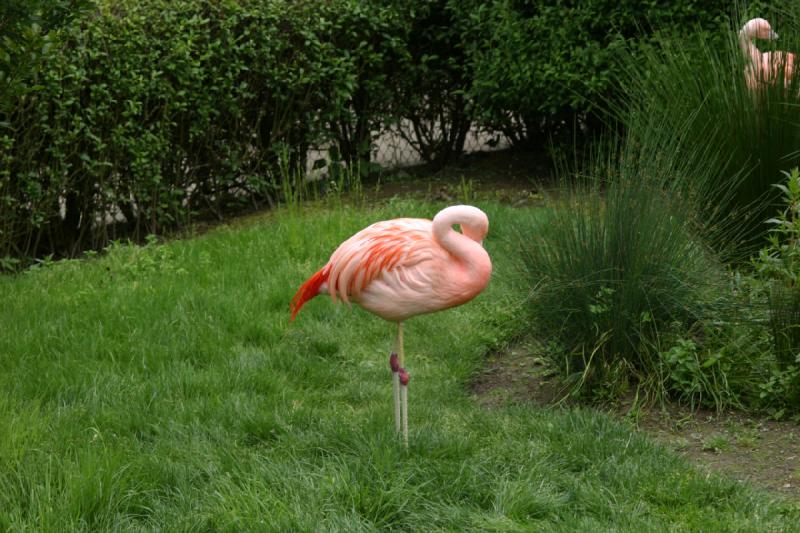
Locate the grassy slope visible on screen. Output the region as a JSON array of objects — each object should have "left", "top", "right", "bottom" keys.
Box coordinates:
[{"left": 0, "top": 199, "right": 797, "bottom": 531}]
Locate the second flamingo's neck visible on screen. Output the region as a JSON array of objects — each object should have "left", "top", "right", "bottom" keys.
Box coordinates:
[{"left": 739, "top": 30, "right": 762, "bottom": 66}]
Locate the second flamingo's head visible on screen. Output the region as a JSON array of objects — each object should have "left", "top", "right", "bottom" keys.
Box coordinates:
[{"left": 741, "top": 18, "right": 779, "bottom": 41}]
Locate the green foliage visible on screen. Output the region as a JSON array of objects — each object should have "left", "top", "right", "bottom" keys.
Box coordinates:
[
  {"left": 462, "top": 0, "right": 732, "bottom": 147},
  {"left": 316, "top": 0, "right": 410, "bottom": 168},
  {"left": 613, "top": 14, "right": 800, "bottom": 251},
  {"left": 387, "top": 0, "right": 473, "bottom": 167},
  {"left": 510, "top": 99, "right": 763, "bottom": 403},
  {"left": 651, "top": 170, "right": 800, "bottom": 414},
  {"left": 0, "top": 0, "right": 488, "bottom": 266},
  {"left": 514, "top": 160, "right": 721, "bottom": 398},
  {"left": 0, "top": 0, "right": 91, "bottom": 98},
  {"left": 1, "top": 0, "right": 748, "bottom": 267},
  {"left": 749, "top": 168, "right": 800, "bottom": 407},
  {"left": 756, "top": 168, "right": 800, "bottom": 286},
  {"left": 0, "top": 0, "right": 357, "bottom": 264},
  {"left": 658, "top": 318, "right": 772, "bottom": 411}
]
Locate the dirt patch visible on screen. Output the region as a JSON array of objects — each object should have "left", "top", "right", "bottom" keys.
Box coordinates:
[
  {"left": 366, "top": 149, "right": 552, "bottom": 205},
  {"left": 469, "top": 341, "right": 800, "bottom": 499},
  {"left": 638, "top": 405, "right": 800, "bottom": 498},
  {"left": 469, "top": 339, "right": 565, "bottom": 409}
]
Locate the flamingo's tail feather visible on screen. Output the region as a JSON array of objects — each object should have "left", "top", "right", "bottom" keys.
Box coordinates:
[{"left": 290, "top": 267, "right": 328, "bottom": 321}]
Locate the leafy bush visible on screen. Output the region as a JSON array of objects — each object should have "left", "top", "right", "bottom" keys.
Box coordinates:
[
  {"left": 0, "top": 0, "right": 750, "bottom": 268},
  {"left": 0, "top": 0, "right": 91, "bottom": 100},
  {"left": 744, "top": 168, "right": 800, "bottom": 411},
  {"left": 633, "top": 169, "right": 800, "bottom": 414},
  {"left": 0, "top": 0, "right": 355, "bottom": 263},
  {"left": 754, "top": 169, "right": 800, "bottom": 365},
  {"left": 387, "top": 0, "right": 473, "bottom": 168},
  {"left": 462, "top": 0, "right": 732, "bottom": 148},
  {"left": 315, "top": 0, "right": 410, "bottom": 168},
  {"left": 658, "top": 315, "right": 774, "bottom": 411}
]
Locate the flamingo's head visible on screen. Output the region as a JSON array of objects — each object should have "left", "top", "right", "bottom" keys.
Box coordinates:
[
  {"left": 445, "top": 205, "right": 489, "bottom": 246},
  {"left": 741, "top": 18, "right": 779, "bottom": 41}
]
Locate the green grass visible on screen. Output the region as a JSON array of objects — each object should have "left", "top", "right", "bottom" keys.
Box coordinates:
[{"left": 0, "top": 200, "right": 797, "bottom": 530}]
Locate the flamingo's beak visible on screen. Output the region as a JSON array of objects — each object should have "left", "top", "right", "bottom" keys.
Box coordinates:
[{"left": 770, "top": 30, "right": 779, "bottom": 40}]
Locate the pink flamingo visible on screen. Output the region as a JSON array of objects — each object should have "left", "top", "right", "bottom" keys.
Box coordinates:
[
  {"left": 739, "top": 18, "right": 797, "bottom": 90},
  {"left": 290, "top": 205, "right": 492, "bottom": 447}
]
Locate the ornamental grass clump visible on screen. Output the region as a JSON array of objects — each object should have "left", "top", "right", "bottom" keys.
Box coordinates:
[
  {"left": 613, "top": 13, "right": 800, "bottom": 251},
  {"left": 515, "top": 130, "right": 725, "bottom": 399}
]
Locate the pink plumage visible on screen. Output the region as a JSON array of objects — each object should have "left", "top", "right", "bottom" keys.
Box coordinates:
[
  {"left": 290, "top": 204, "right": 491, "bottom": 447},
  {"left": 290, "top": 205, "right": 492, "bottom": 322},
  {"left": 739, "top": 18, "right": 797, "bottom": 90}
]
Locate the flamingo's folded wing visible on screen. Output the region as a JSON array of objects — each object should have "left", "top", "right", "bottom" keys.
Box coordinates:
[{"left": 326, "top": 218, "right": 440, "bottom": 303}]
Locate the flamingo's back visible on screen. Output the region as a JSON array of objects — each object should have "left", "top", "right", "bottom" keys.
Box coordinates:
[
  {"left": 326, "top": 219, "right": 436, "bottom": 304},
  {"left": 290, "top": 218, "right": 441, "bottom": 321}
]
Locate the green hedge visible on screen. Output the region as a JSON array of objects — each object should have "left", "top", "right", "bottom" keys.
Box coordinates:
[
  {"left": 318, "top": 1, "right": 410, "bottom": 166},
  {"left": 462, "top": 0, "right": 732, "bottom": 147},
  {"left": 0, "top": 0, "right": 736, "bottom": 266},
  {"left": 1, "top": 0, "right": 357, "bottom": 262}
]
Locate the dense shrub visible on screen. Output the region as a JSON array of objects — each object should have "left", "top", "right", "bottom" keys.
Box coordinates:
[
  {"left": 613, "top": 10, "right": 800, "bottom": 251},
  {"left": 0, "top": 1, "right": 90, "bottom": 98},
  {"left": 461, "top": 0, "right": 732, "bottom": 147},
  {"left": 514, "top": 129, "right": 724, "bottom": 398},
  {"left": 386, "top": 1, "right": 473, "bottom": 168},
  {"left": 0, "top": 0, "right": 356, "bottom": 262},
  {"left": 752, "top": 169, "right": 800, "bottom": 404},
  {"left": 658, "top": 168, "right": 800, "bottom": 413},
  {"left": 317, "top": 0, "right": 410, "bottom": 168},
  {"left": 1, "top": 0, "right": 745, "bottom": 267}
]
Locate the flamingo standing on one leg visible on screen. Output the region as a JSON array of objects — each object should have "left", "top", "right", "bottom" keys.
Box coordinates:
[
  {"left": 290, "top": 205, "right": 492, "bottom": 447},
  {"left": 739, "top": 18, "right": 797, "bottom": 90}
]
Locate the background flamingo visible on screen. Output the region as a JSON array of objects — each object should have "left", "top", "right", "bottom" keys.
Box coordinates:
[
  {"left": 739, "top": 17, "right": 797, "bottom": 90},
  {"left": 290, "top": 205, "right": 492, "bottom": 447}
]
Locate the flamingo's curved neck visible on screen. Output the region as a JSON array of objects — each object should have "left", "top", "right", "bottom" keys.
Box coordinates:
[
  {"left": 739, "top": 29, "right": 762, "bottom": 66},
  {"left": 432, "top": 207, "right": 490, "bottom": 275}
]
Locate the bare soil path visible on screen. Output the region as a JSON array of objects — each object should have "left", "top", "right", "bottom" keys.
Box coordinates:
[{"left": 470, "top": 340, "right": 800, "bottom": 499}]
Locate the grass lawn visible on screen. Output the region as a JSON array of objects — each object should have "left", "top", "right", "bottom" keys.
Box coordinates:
[{"left": 1, "top": 198, "right": 798, "bottom": 530}]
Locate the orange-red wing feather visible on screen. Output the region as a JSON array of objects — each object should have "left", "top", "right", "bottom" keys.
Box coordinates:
[
  {"left": 290, "top": 219, "right": 437, "bottom": 320},
  {"left": 326, "top": 219, "right": 434, "bottom": 304},
  {"left": 290, "top": 266, "right": 329, "bottom": 321}
]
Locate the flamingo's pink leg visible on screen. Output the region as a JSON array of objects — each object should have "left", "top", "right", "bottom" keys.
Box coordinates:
[
  {"left": 396, "top": 322, "right": 408, "bottom": 447},
  {"left": 399, "top": 368, "right": 409, "bottom": 448},
  {"left": 390, "top": 351, "right": 400, "bottom": 434}
]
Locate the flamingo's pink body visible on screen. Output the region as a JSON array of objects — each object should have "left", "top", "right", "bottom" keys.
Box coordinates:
[
  {"left": 291, "top": 205, "right": 492, "bottom": 322},
  {"left": 290, "top": 205, "right": 492, "bottom": 446},
  {"left": 739, "top": 18, "right": 797, "bottom": 90}
]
